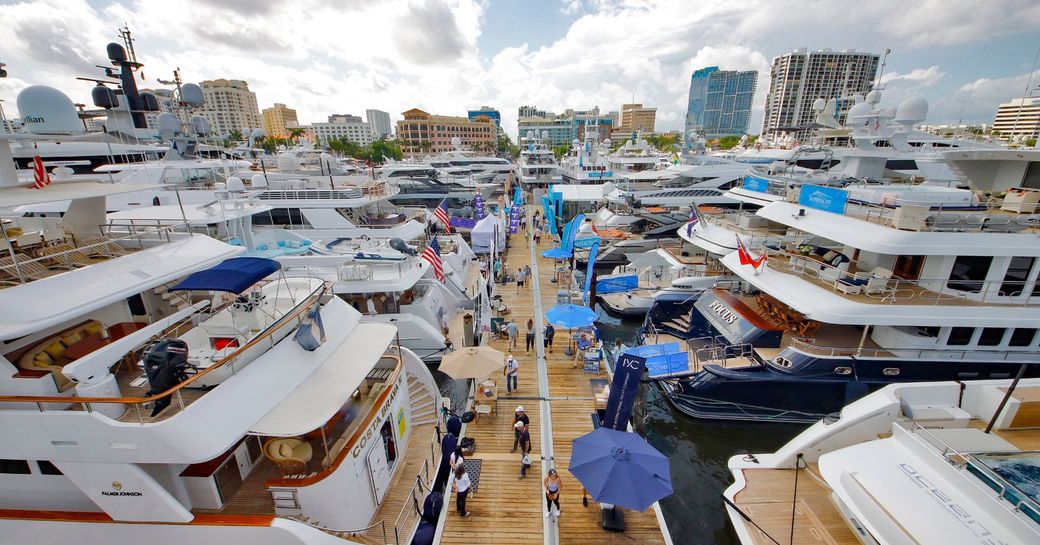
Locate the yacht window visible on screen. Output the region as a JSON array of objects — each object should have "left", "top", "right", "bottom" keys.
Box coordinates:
[
  {"left": 1009, "top": 328, "right": 1037, "bottom": 347},
  {"left": 978, "top": 328, "right": 1005, "bottom": 346},
  {"left": 833, "top": 367, "right": 853, "bottom": 375},
  {"left": 37, "top": 461, "right": 63, "bottom": 475},
  {"left": 882, "top": 368, "right": 901, "bottom": 376},
  {"left": 1001, "top": 257, "right": 1036, "bottom": 296},
  {"left": 0, "top": 459, "right": 31, "bottom": 474},
  {"left": 947, "top": 256, "right": 992, "bottom": 293},
  {"left": 948, "top": 327, "right": 975, "bottom": 346}
]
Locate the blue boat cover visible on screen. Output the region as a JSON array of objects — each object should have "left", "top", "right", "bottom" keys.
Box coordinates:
[
  {"left": 595, "top": 274, "right": 638, "bottom": 294},
  {"left": 170, "top": 257, "right": 281, "bottom": 294},
  {"left": 626, "top": 342, "right": 689, "bottom": 378}
]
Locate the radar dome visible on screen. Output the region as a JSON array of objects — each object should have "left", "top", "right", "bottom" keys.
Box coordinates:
[
  {"left": 140, "top": 92, "right": 160, "bottom": 112},
  {"left": 526, "top": 130, "right": 535, "bottom": 139},
  {"left": 91, "top": 86, "right": 119, "bottom": 109},
  {"left": 251, "top": 128, "right": 265, "bottom": 138},
  {"left": 250, "top": 174, "right": 268, "bottom": 188},
  {"left": 865, "top": 90, "right": 882, "bottom": 105},
  {"left": 845, "top": 102, "right": 873, "bottom": 123},
  {"left": 894, "top": 96, "right": 928, "bottom": 126},
  {"left": 451, "top": 136, "right": 462, "bottom": 147},
  {"left": 156, "top": 112, "right": 180, "bottom": 138},
  {"left": 106, "top": 43, "right": 128, "bottom": 62},
  {"left": 603, "top": 138, "right": 611, "bottom": 146},
  {"left": 180, "top": 84, "right": 204, "bottom": 107},
  {"left": 811, "top": 98, "right": 827, "bottom": 112},
  {"left": 541, "top": 131, "right": 549, "bottom": 139},
  {"left": 189, "top": 115, "right": 210, "bottom": 136},
  {"left": 17, "top": 85, "right": 82, "bottom": 135},
  {"left": 226, "top": 176, "right": 245, "bottom": 192}
]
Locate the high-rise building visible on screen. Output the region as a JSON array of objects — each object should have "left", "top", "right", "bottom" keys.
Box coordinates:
[
  {"left": 310, "top": 114, "right": 373, "bottom": 145},
  {"left": 262, "top": 103, "right": 298, "bottom": 138},
  {"left": 517, "top": 106, "right": 615, "bottom": 146},
  {"left": 365, "top": 109, "right": 392, "bottom": 139},
  {"left": 395, "top": 108, "right": 497, "bottom": 156},
  {"left": 685, "top": 67, "right": 757, "bottom": 137},
  {"left": 468, "top": 106, "right": 501, "bottom": 130},
  {"left": 617, "top": 103, "right": 656, "bottom": 134},
  {"left": 762, "top": 48, "right": 879, "bottom": 138},
  {"left": 193, "top": 79, "right": 263, "bottom": 137},
  {"left": 993, "top": 97, "right": 1040, "bottom": 142}
]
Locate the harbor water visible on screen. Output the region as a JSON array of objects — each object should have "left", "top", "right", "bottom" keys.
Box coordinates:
[{"left": 436, "top": 303, "right": 806, "bottom": 545}]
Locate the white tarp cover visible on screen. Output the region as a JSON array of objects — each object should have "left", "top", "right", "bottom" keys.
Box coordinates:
[
  {"left": 250, "top": 322, "right": 398, "bottom": 436},
  {"left": 0, "top": 181, "right": 163, "bottom": 209},
  {"left": 470, "top": 214, "right": 505, "bottom": 253}
]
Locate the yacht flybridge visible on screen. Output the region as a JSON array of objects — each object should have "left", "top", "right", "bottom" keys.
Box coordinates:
[
  {"left": 725, "top": 379, "right": 1040, "bottom": 544},
  {"left": 0, "top": 149, "right": 444, "bottom": 544},
  {"left": 518, "top": 131, "right": 562, "bottom": 188}
]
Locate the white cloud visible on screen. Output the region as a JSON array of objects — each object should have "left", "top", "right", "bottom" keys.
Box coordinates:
[{"left": 881, "top": 66, "right": 944, "bottom": 86}]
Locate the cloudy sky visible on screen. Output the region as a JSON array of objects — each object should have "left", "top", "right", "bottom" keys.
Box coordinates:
[{"left": 1, "top": 0, "right": 1039, "bottom": 140}]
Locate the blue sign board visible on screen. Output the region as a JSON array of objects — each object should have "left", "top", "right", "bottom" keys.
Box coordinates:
[
  {"left": 603, "top": 353, "right": 646, "bottom": 430},
  {"left": 742, "top": 175, "right": 770, "bottom": 193},
  {"left": 799, "top": 184, "right": 848, "bottom": 214},
  {"left": 588, "top": 171, "right": 614, "bottom": 179}
]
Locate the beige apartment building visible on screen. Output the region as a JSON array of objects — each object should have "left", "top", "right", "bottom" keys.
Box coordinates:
[
  {"left": 993, "top": 97, "right": 1040, "bottom": 142},
  {"left": 615, "top": 103, "right": 657, "bottom": 136},
  {"left": 193, "top": 79, "right": 263, "bottom": 138},
  {"left": 395, "top": 108, "right": 497, "bottom": 156},
  {"left": 262, "top": 103, "right": 298, "bottom": 138}
]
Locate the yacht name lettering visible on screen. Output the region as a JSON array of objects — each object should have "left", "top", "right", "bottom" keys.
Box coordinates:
[
  {"left": 709, "top": 301, "right": 739, "bottom": 325},
  {"left": 101, "top": 491, "right": 143, "bottom": 497},
  {"left": 352, "top": 380, "right": 401, "bottom": 459}
]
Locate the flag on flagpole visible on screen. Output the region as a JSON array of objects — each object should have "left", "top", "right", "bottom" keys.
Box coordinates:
[
  {"left": 433, "top": 199, "right": 452, "bottom": 233},
  {"left": 686, "top": 206, "right": 699, "bottom": 237},
  {"left": 421, "top": 237, "right": 445, "bottom": 281},
  {"left": 735, "top": 235, "right": 767, "bottom": 271},
  {"left": 32, "top": 156, "right": 51, "bottom": 189}
]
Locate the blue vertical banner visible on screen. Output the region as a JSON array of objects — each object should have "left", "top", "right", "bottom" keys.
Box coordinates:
[
  {"left": 513, "top": 184, "right": 523, "bottom": 207},
  {"left": 509, "top": 205, "right": 520, "bottom": 234},
  {"left": 542, "top": 196, "right": 558, "bottom": 235},
  {"left": 603, "top": 353, "right": 647, "bottom": 430},
  {"left": 474, "top": 194, "right": 485, "bottom": 219},
  {"left": 582, "top": 240, "right": 599, "bottom": 303},
  {"left": 563, "top": 213, "right": 586, "bottom": 254}
]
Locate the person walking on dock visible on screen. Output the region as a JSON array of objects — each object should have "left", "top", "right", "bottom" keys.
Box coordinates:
[
  {"left": 544, "top": 468, "right": 562, "bottom": 518},
  {"left": 544, "top": 323, "right": 555, "bottom": 354},
  {"left": 504, "top": 353, "right": 519, "bottom": 393},
  {"left": 506, "top": 320, "right": 519, "bottom": 349},
  {"left": 511, "top": 405, "right": 530, "bottom": 452},
  {"left": 453, "top": 464, "right": 472, "bottom": 518},
  {"left": 516, "top": 421, "right": 532, "bottom": 479},
  {"left": 515, "top": 267, "right": 525, "bottom": 293},
  {"left": 525, "top": 318, "right": 536, "bottom": 353}
]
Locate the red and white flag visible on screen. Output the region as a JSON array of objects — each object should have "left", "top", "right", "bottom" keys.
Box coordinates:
[
  {"left": 421, "top": 237, "right": 445, "bottom": 281},
  {"left": 32, "top": 156, "right": 51, "bottom": 189},
  {"left": 735, "top": 236, "right": 767, "bottom": 271},
  {"left": 433, "top": 198, "right": 452, "bottom": 233}
]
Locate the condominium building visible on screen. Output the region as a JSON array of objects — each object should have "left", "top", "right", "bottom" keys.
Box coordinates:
[
  {"left": 310, "top": 114, "right": 373, "bottom": 145},
  {"left": 993, "top": 97, "right": 1040, "bottom": 142},
  {"left": 685, "top": 67, "right": 757, "bottom": 137},
  {"left": 762, "top": 48, "right": 879, "bottom": 138},
  {"left": 192, "top": 79, "right": 263, "bottom": 137},
  {"left": 261, "top": 103, "right": 298, "bottom": 138},
  {"left": 616, "top": 103, "right": 657, "bottom": 137},
  {"left": 395, "top": 108, "right": 497, "bottom": 156},
  {"left": 517, "top": 106, "right": 615, "bottom": 146},
  {"left": 365, "top": 109, "right": 392, "bottom": 139},
  {"left": 518, "top": 105, "right": 550, "bottom": 118}
]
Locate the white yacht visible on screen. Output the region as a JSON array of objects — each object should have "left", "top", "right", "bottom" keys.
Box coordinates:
[
  {"left": 560, "top": 130, "right": 613, "bottom": 184},
  {"left": 725, "top": 378, "right": 1040, "bottom": 544},
  {"left": 598, "top": 247, "right": 722, "bottom": 317},
  {"left": 603, "top": 155, "right": 748, "bottom": 209},
  {"left": 0, "top": 148, "right": 445, "bottom": 544},
  {"left": 517, "top": 131, "right": 562, "bottom": 188},
  {"left": 607, "top": 136, "right": 672, "bottom": 178}
]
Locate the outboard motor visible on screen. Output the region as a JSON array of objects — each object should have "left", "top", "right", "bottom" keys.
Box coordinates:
[
  {"left": 143, "top": 339, "right": 192, "bottom": 416},
  {"left": 389, "top": 237, "right": 417, "bottom": 256}
]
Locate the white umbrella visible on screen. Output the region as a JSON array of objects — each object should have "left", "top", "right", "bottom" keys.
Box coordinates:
[{"left": 439, "top": 346, "right": 505, "bottom": 381}]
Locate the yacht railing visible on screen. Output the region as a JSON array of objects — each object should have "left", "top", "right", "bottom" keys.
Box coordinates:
[
  {"left": 285, "top": 516, "right": 388, "bottom": 545},
  {"left": 785, "top": 337, "right": 1037, "bottom": 361},
  {"left": 908, "top": 423, "right": 1040, "bottom": 525},
  {"left": 0, "top": 285, "right": 326, "bottom": 421},
  {"left": 768, "top": 249, "right": 1040, "bottom": 307}
]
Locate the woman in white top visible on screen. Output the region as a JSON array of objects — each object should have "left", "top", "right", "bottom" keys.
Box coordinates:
[
  {"left": 449, "top": 446, "right": 465, "bottom": 472},
  {"left": 453, "top": 464, "right": 472, "bottom": 518}
]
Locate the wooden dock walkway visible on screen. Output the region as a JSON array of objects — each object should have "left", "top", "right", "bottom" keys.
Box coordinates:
[{"left": 438, "top": 206, "right": 671, "bottom": 545}]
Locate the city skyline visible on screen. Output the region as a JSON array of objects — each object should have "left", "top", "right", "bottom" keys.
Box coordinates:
[{"left": 0, "top": 0, "right": 1038, "bottom": 140}]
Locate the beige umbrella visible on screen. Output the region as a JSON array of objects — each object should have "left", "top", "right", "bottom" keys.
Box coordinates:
[{"left": 438, "top": 346, "right": 505, "bottom": 380}]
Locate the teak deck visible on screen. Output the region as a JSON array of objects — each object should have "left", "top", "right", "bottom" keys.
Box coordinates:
[{"left": 439, "top": 206, "right": 670, "bottom": 545}]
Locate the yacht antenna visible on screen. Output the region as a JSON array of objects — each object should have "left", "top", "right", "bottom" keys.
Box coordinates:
[
  {"left": 874, "top": 48, "right": 891, "bottom": 90},
  {"left": 119, "top": 23, "right": 139, "bottom": 65}
]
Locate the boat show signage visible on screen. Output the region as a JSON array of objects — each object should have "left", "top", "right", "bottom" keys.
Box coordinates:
[
  {"left": 798, "top": 184, "right": 848, "bottom": 214},
  {"left": 603, "top": 353, "right": 646, "bottom": 430},
  {"left": 742, "top": 175, "right": 770, "bottom": 193}
]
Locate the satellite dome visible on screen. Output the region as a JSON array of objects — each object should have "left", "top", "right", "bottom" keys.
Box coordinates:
[
  {"left": 845, "top": 102, "right": 873, "bottom": 123},
  {"left": 226, "top": 176, "right": 245, "bottom": 192},
  {"left": 241, "top": 127, "right": 251, "bottom": 137},
  {"left": 276, "top": 153, "right": 301, "bottom": 172},
  {"left": 91, "top": 86, "right": 119, "bottom": 109},
  {"left": 180, "top": 83, "right": 204, "bottom": 107},
  {"left": 17, "top": 85, "right": 82, "bottom": 135},
  {"left": 603, "top": 138, "right": 611, "bottom": 146},
  {"left": 250, "top": 173, "right": 268, "bottom": 188},
  {"left": 625, "top": 140, "right": 633, "bottom": 147},
  {"left": 251, "top": 128, "right": 265, "bottom": 138},
  {"left": 865, "top": 90, "right": 882, "bottom": 105},
  {"left": 851, "top": 93, "right": 865, "bottom": 104},
  {"left": 451, "top": 136, "right": 462, "bottom": 147},
  {"left": 526, "top": 130, "right": 535, "bottom": 139},
  {"left": 189, "top": 115, "right": 210, "bottom": 136},
  {"left": 894, "top": 96, "right": 929, "bottom": 126},
  {"left": 140, "top": 92, "right": 161, "bottom": 112},
  {"left": 541, "top": 131, "right": 549, "bottom": 139},
  {"left": 156, "top": 112, "right": 180, "bottom": 138},
  {"left": 106, "top": 43, "right": 128, "bottom": 62},
  {"left": 881, "top": 106, "right": 897, "bottom": 119},
  {"left": 811, "top": 98, "right": 827, "bottom": 111}
]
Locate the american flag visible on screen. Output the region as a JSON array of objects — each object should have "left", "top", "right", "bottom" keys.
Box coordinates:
[
  {"left": 422, "top": 237, "right": 445, "bottom": 281},
  {"left": 32, "top": 156, "right": 51, "bottom": 189},
  {"left": 433, "top": 198, "right": 451, "bottom": 233}
]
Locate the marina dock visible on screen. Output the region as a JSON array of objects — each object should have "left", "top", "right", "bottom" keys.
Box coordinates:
[{"left": 437, "top": 208, "right": 672, "bottom": 545}]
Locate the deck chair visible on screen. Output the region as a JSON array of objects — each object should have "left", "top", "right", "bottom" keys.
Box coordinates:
[
  {"left": 79, "top": 237, "right": 130, "bottom": 258},
  {"left": 0, "top": 254, "right": 54, "bottom": 282},
  {"left": 35, "top": 243, "right": 95, "bottom": 270}
]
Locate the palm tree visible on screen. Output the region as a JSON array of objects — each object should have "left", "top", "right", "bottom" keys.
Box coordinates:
[
  {"left": 419, "top": 140, "right": 432, "bottom": 154},
  {"left": 289, "top": 128, "right": 305, "bottom": 144}
]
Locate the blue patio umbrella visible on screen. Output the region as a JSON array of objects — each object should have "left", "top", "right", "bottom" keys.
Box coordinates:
[
  {"left": 545, "top": 303, "right": 597, "bottom": 329},
  {"left": 568, "top": 427, "right": 672, "bottom": 511}
]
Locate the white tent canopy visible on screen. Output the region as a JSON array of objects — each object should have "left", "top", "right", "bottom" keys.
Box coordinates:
[{"left": 470, "top": 214, "right": 506, "bottom": 254}]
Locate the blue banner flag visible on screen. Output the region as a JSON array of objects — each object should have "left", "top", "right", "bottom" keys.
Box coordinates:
[
  {"left": 509, "top": 205, "right": 520, "bottom": 234},
  {"left": 582, "top": 240, "right": 599, "bottom": 303},
  {"left": 541, "top": 196, "right": 556, "bottom": 235},
  {"left": 563, "top": 213, "right": 585, "bottom": 254},
  {"left": 513, "top": 184, "right": 523, "bottom": 206},
  {"left": 603, "top": 353, "right": 647, "bottom": 430},
  {"left": 474, "top": 194, "right": 485, "bottom": 219}
]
